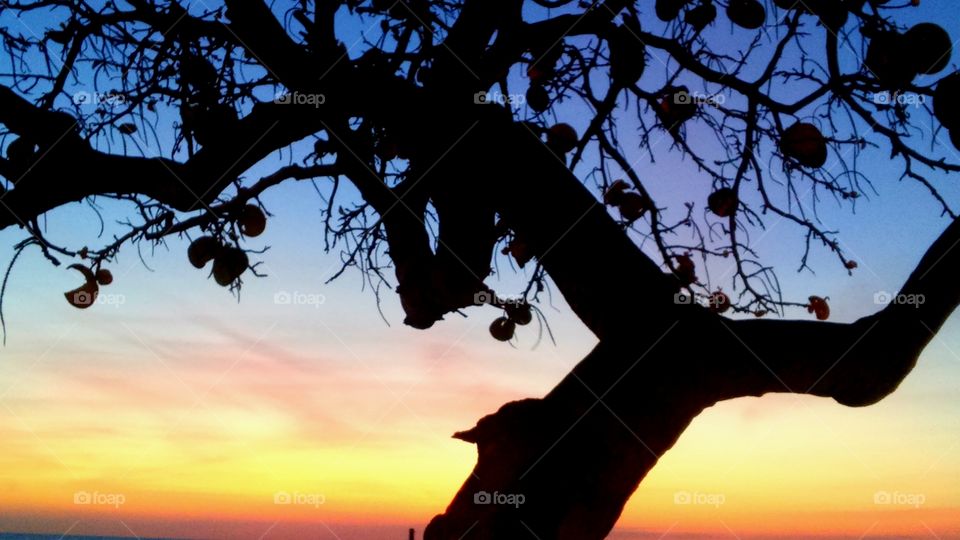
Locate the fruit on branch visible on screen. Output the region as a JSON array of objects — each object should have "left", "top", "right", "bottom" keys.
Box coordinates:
[
  {"left": 845, "top": 260, "right": 858, "bottom": 270},
  {"left": 63, "top": 264, "right": 99, "bottom": 309},
  {"left": 489, "top": 317, "right": 516, "bottom": 342},
  {"left": 188, "top": 236, "right": 221, "bottom": 269},
  {"left": 503, "top": 238, "right": 534, "bottom": 268},
  {"left": 95, "top": 269, "right": 113, "bottom": 286},
  {"left": 656, "top": 87, "right": 698, "bottom": 134},
  {"left": 608, "top": 16, "right": 646, "bottom": 86},
  {"left": 685, "top": 1, "right": 717, "bottom": 31},
  {"left": 707, "top": 187, "right": 738, "bottom": 217},
  {"left": 708, "top": 290, "right": 731, "bottom": 313},
  {"left": 727, "top": 0, "right": 765, "bottom": 30},
  {"left": 239, "top": 204, "right": 267, "bottom": 237},
  {"left": 656, "top": 0, "right": 690, "bottom": 21},
  {"left": 809, "top": 0, "right": 849, "bottom": 31},
  {"left": 772, "top": 0, "right": 804, "bottom": 9},
  {"left": 618, "top": 192, "right": 652, "bottom": 221},
  {"left": 546, "top": 123, "right": 579, "bottom": 154},
  {"left": 674, "top": 253, "right": 697, "bottom": 286},
  {"left": 505, "top": 303, "right": 533, "bottom": 326},
  {"left": 212, "top": 247, "right": 249, "bottom": 287},
  {"left": 864, "top": 31, "right": 916, "bottom": 89},
  {"left": 527, "top": 43, "right": 564, "bottom": 84},
  {"left": 807, "top": 295, "right": 830, "bottom": 321},
  {"left": 117, "top": 123, "right": 137, "bottom": 135},
  {"left": 933, "top": 73, "right": 960, "bottom": 129},
  {"left": 904, "top": 23, "right": 952, "bottom": 75},
  {"left": 603, "top": 180, "right": 630, "bottom": 206},
  {"left": 526, "top": 84, "right": 550, "bottom": 113},
  {"left": 780, "top": 122, "right": 828, "bottom": 168},
  {"left": 6, "top": 137, "right": 36, "bottom": 164}
]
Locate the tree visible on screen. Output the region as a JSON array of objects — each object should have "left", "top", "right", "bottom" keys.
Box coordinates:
[{"left": 0, "top": 0, "right": 957, "bottom": 537}]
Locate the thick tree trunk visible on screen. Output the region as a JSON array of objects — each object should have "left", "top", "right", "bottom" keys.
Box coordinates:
[{"left": 424, "top": 118, "right": 960, "bottom": 539}]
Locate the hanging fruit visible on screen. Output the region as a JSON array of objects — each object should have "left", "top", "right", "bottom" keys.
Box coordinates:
[
  {"left": 526, "top": 84, "right": 550, "bottom": 113},
  {"left": 780, "top": 122, "right": 828, "bottom": 168},
  {"left": 864, "top": 32, "right": 916, "bottom": 89},
  {"left": 546, "top": 123, "right": 579, "bottom": 154},
  {"left": 603, "top": 180, "right": 630, "bottom": 206},
  {"left": 727, "top": 0, "right": 765, "bottom": 30},
  {"left": 810, "top": 0, "right": 848, "bottom": 31},
  {"left": 211, "top": 247, "right": 248, "bottom": 286},
  {"left": 674, "top": 253, "right": 697, "bottom": 286},
  {"left": 904, "top": 23, "right": 952, "bottom": 75},
  {"left": 188, "top": 236, "right": 221, "bottom": 269},
  {"left": 505, "top": 303, "right": 533, "bottom": 326},
  {"left": 934, "top": 73, "right": 960, "bottom": 129},
  {"left": 707, "top": 187, "right": 738, "bottom": 217},
  {"left": 95, "top": 269, "right": 114, "bottom": 286},
  {"left": 63, "top": 264, "right": 99, "bottom": 309},
  {"left": 657, "top": 87, "right": 698, "bottom": 134},
  {"left": 708, "top": 290, "right": 731, "bottom": 313},
  {"left": 656, "top": 0, "right": 690, "bottom": 21},
  {"left": 845, "top": 260, "right": 858, "bottom": 270},
  {"left": 489, "top": 316, "right": 516, "bottom": 342},
  {"left": 685, "top": 1, "right": 717, "bottom": 31},
  {"left": 502, "top": 238, "right": 534, "bottom": 268},
  {"left": 807, "top": 296, "right": 830, "bottom": 321},
  {"left": 618, "top": 192, "right": 652, "bottom": 221},
  {"left": 609, "top": 16, "right": 646, "bottom": 86},
  {"left": 239, "top": 204, "right": 267, "bottom": 237}
]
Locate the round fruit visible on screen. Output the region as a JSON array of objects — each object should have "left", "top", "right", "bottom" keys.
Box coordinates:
[
  {"left": 905, "top": 23, "right": 952, "bottom": 75},
  {"left": 685, "top": 2, "right": 717, "bottom": 31},
  {"left": 95, "top": 269, "right": 113, "bottom": 286},
  {"left": 707, "top": 187, "right": 738, "bottom": 217},
  {"left": 188, "top": 236, "right": 220, "bottom": 269},
  {"left": 63, "top": 264, "right": 99, "bottom": 310},
  {"left": 609, "top": 27, "right": 646, "bottom": 85},
  {"left": 934, "top": 73, "right": 960, "bottom": 129},
  {"left": 239, "top": 204, "right": 267, "bottom": 237},
  {"left": 619, "top": 192, "right": 651, "bottom": 221},
  {"left": 526, "top": 85, "right": 550, "bottom": 113},
  {"left": 211, "top": 247, "right": 248, "bottom": 286},
  {"left": 674, "top": 254, "right": 697, "bottom": 286},
  {"left": 657, "top": 87, "right": 698, "bottom": 132},
  {"left": 6, "top": 137, "right": 36, "bottom": 162},
  {"left": 807, "top": 296, "right": 830, "bottom": 321},
  {"left": 546, "top": 123, "right": 578, "bottom": 153},
  {"left": 727, "top": 0, "right": 765, "bottom": 30},
  {"left": 603, "top": 180, "right": 630, "bottom": 206},
  {"left": 780, "top": 122, "right": 828, "bottom": 168},
  {"left": 845, "top": 260, "right": 858, "bottom": 270},
  {"left": 489, "top": 317, "right": 516, "bottom": 342},
  {"left": 656, "top": 0, "right": 689, "bottom": 21},
  {"left": 506, "top": 303, "right": 533, "bottom": 326},
  {"left": 708, "top": 291, "right": 731, "bottom": 313},
  {"left": 865, "top": 32, "right": 916, "bottom": 89},
  {"left": 810, "top": 0, "right": 848, "bottom": 31}
]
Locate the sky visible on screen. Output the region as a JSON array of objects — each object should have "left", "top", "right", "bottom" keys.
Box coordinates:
[{"left": 0, "top": 1, "right": 959, "bottom": 539}]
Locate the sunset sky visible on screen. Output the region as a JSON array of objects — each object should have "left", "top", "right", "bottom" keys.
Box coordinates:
[{"left": 1, "top": 1, "right": 959, "bottom": 539}]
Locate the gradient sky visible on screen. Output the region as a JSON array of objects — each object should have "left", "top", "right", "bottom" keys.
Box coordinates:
[{"left": 1, "top": 1, "right": 959, "bottom": 539}]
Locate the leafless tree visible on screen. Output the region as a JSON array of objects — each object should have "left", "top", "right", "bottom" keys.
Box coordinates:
[{"left": 0, "top": 0, "right": 958, "bottom": 538}]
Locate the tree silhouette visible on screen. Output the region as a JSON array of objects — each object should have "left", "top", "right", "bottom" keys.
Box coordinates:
[{"left": 0, "top": 0, "right": 958, "bottom": 538}]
